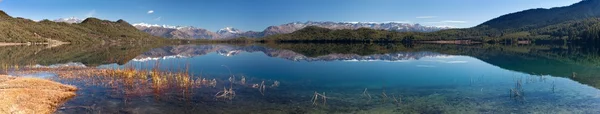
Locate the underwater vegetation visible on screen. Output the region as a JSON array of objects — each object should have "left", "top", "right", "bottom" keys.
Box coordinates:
[{"left": 4, "top": 63, "right": 598, "bottom": 113}]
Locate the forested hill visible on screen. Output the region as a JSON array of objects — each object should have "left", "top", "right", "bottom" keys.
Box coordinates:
[
  {"left": 416, "top": 0, "right": 600, "bottom": 42},
  {"left": 478, "top": 0, "right": 600, "bottom": 30},
  {"left": 262, "top": 26, "right": 420, "bottom": 42},
  {"left": 0, "top": 10, "right": 162, "bottom": 43}
]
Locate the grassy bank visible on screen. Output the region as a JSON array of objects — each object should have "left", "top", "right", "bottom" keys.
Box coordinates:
[{"left": 0, "top": 75, "right": 77, "bottom": 114}]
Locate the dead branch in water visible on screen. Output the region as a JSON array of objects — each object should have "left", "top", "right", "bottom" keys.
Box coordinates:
[
  {"left": 253, "top": 81, "right": 267, "bottom": 96},
  {"left": 382, "top": 89, "right": 389, "bottom": 103},
  {"left": 215, "top": 86, "right": 236, "bottom": 100},
  {"left": 392, "top": 95, "right": 402, "bottom": 106},
  {"left": 362, "top": 88, "right": 372, "bottom": 103},
  {"left": 311, "top": 91, "right": 327, "bottom": 106}
]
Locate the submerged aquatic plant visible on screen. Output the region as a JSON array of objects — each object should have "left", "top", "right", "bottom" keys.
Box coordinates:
[
  {"left": 240, "top": 75, "right": 246, "bottom": 85},
  {"left": 271, "top": 80, "right": 280, "bottom": 88}
]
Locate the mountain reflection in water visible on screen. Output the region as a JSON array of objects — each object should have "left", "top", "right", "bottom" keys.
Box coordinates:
[{"left": 2, "top": 43, "right": 600, "bottom": 113}]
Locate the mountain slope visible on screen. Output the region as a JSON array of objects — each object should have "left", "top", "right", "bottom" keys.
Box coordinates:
[
  {"left": 478, "top": 0, "right": 600, "bottom": 30},
  {"left": 0, "top": 10, "right": 161, "bottom": 43},
  {"left": 133, "top": 23, "right": 220, "bottom": 39},
  {"left": 413, "top": 0, "right": 600, "bottom": 42},
  {"left": 262, "top": 22, "right": 447, "bottom": 36}
]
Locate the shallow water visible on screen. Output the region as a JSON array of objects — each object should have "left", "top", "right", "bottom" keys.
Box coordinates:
[{"left": 6, "top": 44, "right": 600, "bottom": 113}]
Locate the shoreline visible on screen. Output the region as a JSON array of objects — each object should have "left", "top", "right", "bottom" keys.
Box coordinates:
[
  {"left": 0, "top": 42, "right": 29, "bottom": 46},
  {"left": 0, "top": 40, "right": 70, "bottom": 47}
]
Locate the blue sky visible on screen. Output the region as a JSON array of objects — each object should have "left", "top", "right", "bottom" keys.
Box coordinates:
[{"left": 0, "top": 0, "right": 581, "bottom": 31}]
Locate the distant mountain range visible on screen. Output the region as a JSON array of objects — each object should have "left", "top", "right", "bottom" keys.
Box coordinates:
[
  {"left": 52, "top": 17, "right": 450, "bottom": 40},
  {"left": 44, "top": 0, "right": 600, "bottom": 42},
  {"left": 130, "top": 22, "right": 450, "bottom": 39}
]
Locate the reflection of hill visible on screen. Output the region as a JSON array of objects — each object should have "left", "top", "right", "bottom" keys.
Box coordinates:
[
  {"left": 413, "top": 44, "right": 600, "bottom": 88},
  {"left": 135, "top": 43, "right": 600, "bottom": 88},
  {"left": 8, "top": 43, "right": 600, "bottom": 89},
  {"left": 262, "top": 43, "right": 414, "bottom": 57},
  {"left": 0, "top": 44, "right": 161, "bottom": 66}
]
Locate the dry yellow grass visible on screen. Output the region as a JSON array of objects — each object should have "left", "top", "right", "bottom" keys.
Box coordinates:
[{"left": 0, "top": 75, "right": 77, "bottom": 114}]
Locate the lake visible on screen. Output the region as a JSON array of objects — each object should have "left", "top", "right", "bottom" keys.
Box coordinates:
[{"left": 3, "top": 43, "right": 600, "bottom": 113}]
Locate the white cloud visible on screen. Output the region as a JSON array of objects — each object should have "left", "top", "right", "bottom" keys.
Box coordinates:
[
  {"left": 147, "top": 10, "right": 154, "bottom": 14},
  {"left": 383, "top": 21, "right": 412, "bottom": 23},
  {"left": 85, "top": 10, "right": 96, "bottom": 17},
  {"left": 424, "top": 20, "right": 468, "bottom": 28},
  {"left": 416, "top": 16, "right": 437, "bottom": 19},
  {"left": 154, "top": 17, "right": 162, "bottom": 21},
  {"left": 440, "top": 20, "right": 467, "bottom": 23}
]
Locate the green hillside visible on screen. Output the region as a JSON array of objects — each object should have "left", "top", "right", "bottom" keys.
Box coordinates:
[
  {"left": 0, "top": 10, "right": 162, "bottom": 43},
  {"left": 479, "top": 0, "right": 600, "bottom": 30}
]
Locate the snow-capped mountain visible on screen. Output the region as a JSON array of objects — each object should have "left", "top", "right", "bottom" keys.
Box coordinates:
[
  {"left": 51, "top": 16, "right": 450, "bottom": 40},
  {"left": 132, "top": 23, "right": 185, "bottom": 29},
  {"left": 262, "top": 21, "right": 449, "bottom": 36},
  {"left": 133, "top": 24, "right": 220, "bottom": 40},
  {"left": 53, "top": 17, "right": 83, "bottom": 24},
  {"left": 132, "top": 21, "right": 451, "bottom": 40},
  {"left": 217, "top": 27, "right": 242, "bottom": 34},
  {"left": 216, "top": 27, "right": 243, "bottom": 38}
]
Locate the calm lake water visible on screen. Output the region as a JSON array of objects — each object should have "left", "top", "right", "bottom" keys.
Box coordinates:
[{"left": 4, "top": 43, "right": 600, "bottom": 113}]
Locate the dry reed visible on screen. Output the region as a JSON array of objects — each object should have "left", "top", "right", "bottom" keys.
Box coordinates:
[{"left": 0, "top": 75, "right": 77, "bottom": 114}]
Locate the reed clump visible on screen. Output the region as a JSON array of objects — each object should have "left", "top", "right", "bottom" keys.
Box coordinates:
[
  {"left": 0, "top": 75, "right": 77, "bottom": 114},
  {"left": 11, "top": 63, "right": 281, "bottom": 102},
  {"left": 19, "top": 63, "right": 219, "bottom": 98}
]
